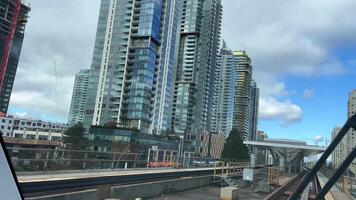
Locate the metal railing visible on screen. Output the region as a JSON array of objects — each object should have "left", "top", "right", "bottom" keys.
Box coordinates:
[{"left": 6, "top": 147, "right": 249, "bottom": 172}]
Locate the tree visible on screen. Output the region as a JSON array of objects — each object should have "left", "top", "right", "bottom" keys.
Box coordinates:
[
  {"left": 221, "top": 129, "right": 249, "bottom": 160},
  {"left": 63, "top": 123, "right": 89, "bottom": 150}
]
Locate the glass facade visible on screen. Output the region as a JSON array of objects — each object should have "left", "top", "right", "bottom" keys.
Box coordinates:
[
  {"left": 84, "top": 0, "right": 182, "bottom": 135},
  {"left": 232, "top": 50, "right": 259, "bottom": 142},
  {"left": 211, "top": 42, "right": 236, "bottom": 138},
  {"left": 171, "top": 0, "right": 222, "bottom": 153},
  {"left": 68, "top": 69, "right": 90, "bottom": 125}
]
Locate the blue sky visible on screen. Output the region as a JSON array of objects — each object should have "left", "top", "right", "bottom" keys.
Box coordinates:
[
  {"left": 7, "top": 0, "right": 356, "bottom": 143},
  {"left": 260, "top": 70, "right": 355, "bottom": 141}
]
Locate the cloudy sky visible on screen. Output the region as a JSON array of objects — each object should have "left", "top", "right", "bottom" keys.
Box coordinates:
[{"left": 9, "top": 0, "right": 356, "bottom": 141}]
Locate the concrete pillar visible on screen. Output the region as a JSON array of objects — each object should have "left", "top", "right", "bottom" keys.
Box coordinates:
[{"left": 279, "top": 157, "right": 284, "bottom": 170}]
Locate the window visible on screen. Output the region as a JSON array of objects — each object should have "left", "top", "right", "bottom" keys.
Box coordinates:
[
  {"left": 38, "top": 135, "right": 48, "bottom": 140},
  {"left": 26, "top": 134, "right": 36, "bottom": 140},
  {"left": 51, "top": 136, "right": 62, "bottom": 142}
]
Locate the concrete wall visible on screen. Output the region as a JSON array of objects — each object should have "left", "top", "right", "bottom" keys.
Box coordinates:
[
  {"left": 26, "top": 189, "right": 97, "bottom": 200},
  {"left": 111, "top": 176, "right": 212, "bottom": 200}
]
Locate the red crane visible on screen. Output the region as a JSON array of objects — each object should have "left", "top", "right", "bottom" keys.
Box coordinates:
[
  {"left": 0, "top": 0, "right": 21, "bottom": 117},
  {"left": 0, "top": 0, "right": 21, "bottom": 92}
]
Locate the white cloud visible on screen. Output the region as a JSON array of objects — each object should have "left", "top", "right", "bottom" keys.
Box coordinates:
[
  {"left": 9, "top": 1, "right": 100, "bottom": 119},
  {"left": 222, "top": 0, "right": 356, "bottom": 126},
  {"left": 8, "top": 0, "right": 356, "bottom": 126},
  {"left": 259, "top": 97, "right": 303, "bottom": 127},
  {"left": 14, "top": 112, "right": 29, "bottom": 118},
  {"left": 303, "top": 88, "right": 315, "bottom": 99}
]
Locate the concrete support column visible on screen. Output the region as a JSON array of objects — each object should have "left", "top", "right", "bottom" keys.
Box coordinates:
[{"left": 279, "top": 157, "right": 284, "bottom": 170}]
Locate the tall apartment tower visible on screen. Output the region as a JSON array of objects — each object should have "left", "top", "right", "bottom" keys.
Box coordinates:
[
  {"left": 331, "top": 127, "right": 345, "bottom": 169},
  {"left": 211, "top": 41, "right": 236, "bottom": 138},
  {"left": 250, "top": 80, "right": 259, "bottom": 142},
  {"left": 232, "top": 50, "right": 258, "bottom": 141},
  {"left": 346, "top": 90, "right": 356, "bottom": 173},
  {"left": 0, "top": 1, "right": 29, "bottom": 115},
  {"left": 331, "top": 90, "right": 356, "bottom": 174},
  {"left": 84, "top": 0, "right": 182, "bottom": 135},
  {"left": 68, "top": 69, "right": 90, "bottom": 125},
  {"left": 171, "top": 0, "right": 222, "bottom": 141}
]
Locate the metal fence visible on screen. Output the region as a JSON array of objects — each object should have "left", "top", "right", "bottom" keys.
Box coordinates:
[
  {"left": 6, "top": 147, "right": 249, "bottom": 172},
  {"left": 320, "top": 166, "right": 356, "bottom": 198}
]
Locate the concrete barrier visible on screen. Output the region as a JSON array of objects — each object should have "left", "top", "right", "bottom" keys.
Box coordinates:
[
  {"left": 26, "top": 189, "right": 97, "bottom": 200},
  {"left": 220, "top": 186, "right": 239, "bottom": 200},
  {"left": 111, "top": 176, "right": 212, "bottom": 200}
]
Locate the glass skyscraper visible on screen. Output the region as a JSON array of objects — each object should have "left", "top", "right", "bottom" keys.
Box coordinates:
[
  {"left": 84, "top": 0, "right": 182, "bottom": 135},
  {"left": 171, "top": 0, "right": 222, "bottom": 146},
  {"left": 232, "top": 50, "right": 259, "bottom": 141},
  {"left": 211, "top": 41, "right": 236, "bottom": 138},
  {"left": 68, "top": 69, "right": 90, "bottom": 125}
]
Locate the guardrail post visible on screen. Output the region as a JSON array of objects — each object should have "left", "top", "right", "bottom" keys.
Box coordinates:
[
  {"left": 111, "top": 153, "right": 115, "bottom": 169},
  {"left": 214, "top": 161, "right": 216, "bottom": 181},
  {"left": 133, "top": 154, "right": 137, "bottom": 169},
  {"left": 43, "top": 151, "right": 49, "bottom": 170},
  {"left": 83, "top": 152, "right": 88, "bottom": 169}
]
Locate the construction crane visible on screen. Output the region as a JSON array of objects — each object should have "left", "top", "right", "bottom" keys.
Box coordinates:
[
  {"left": 0, "top": 0, "right": 21, "bottom": 92},
  {"left": 0, "top": 0, "right": 22, "bottom": 117}
]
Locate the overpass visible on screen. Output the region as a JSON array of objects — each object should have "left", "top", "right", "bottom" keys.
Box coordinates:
[{"left": 244, "top": 139, "right": 326, "bottom": 173}]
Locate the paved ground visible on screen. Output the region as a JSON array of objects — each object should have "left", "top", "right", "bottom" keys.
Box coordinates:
[{"left": 148, "top": 186, "right": 268, "bottom": 200}]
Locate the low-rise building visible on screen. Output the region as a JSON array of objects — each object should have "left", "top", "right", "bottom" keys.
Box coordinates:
[
  {"left": 200, "top": 131, "right": 225, "bottom": 159},
  {"left": 3, "top": 129, "right": 63, "bottom": 149},
  {"left": 88, "top": 126, "right": 194, "bottom": 153},
  {"left": 0, "top": 114, "right": 67, "bottom": 137}
]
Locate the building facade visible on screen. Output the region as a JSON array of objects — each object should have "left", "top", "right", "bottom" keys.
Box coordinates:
[
  {"left": 68, "top": 69, "right": 90, "bottom": 125},
  {"left": 0, "top": 115, "right": 67, "bottom": 137},
  {"left": 331, "top": 90, "right": 356, "bottom": 175},
  {"left": 171, "top": 0, "right": 222, "bottom": 141},
  {"left": 0, "top": 1, "right": 29, "bottom": 115},
  {"left": 12, "top": 129, "right": 63, "bottom": 142},
  {"left": 331, "top": 127, "right": 345, "bottom": 169},
  {"left": 211, "top": 41, "right": 236, "bottom": 138},
  {"left": 232, "top": 50, "right": 259, "bottom": 141},
  {"left": 200, "top": 131, "right": 224, "bottom": 159},
  {"left": 84, "top": 0, "right": 182, "bottom": 135},
  {"left": 250, "top": 80, "right": 259, "bottom": 142}
]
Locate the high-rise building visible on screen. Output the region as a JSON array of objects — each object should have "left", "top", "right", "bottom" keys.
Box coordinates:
[
  {"left": 0, "top": 1, "right": 29, "bottom": 115},
  {"left": 68, "top": 69, "right": 90, "bottom": 125},
  {"left": 250, "top": 80, "right": 259, "bottom": 142},
  {"left": 232, "top": 50, "right": 259, "bottom": 141},
  {"left": 171, "top": 0, "right": 222, "bottom": 143},
  {"left": 211, "top": 41, "right": 236, "bottom": 138},
  {"left": 84, "top": 0, "right": 182, "bottom": 135},
  {"left": 331, "top": 90, "right": 356, "bottom": 174},
  {"left": 331, "top": 127, "right": 345, "bottom": 169}
]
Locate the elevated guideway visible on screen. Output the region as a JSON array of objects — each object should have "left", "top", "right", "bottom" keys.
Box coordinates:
[{"left": 244, "top": 139, "right": 326, "bottom": 173}]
